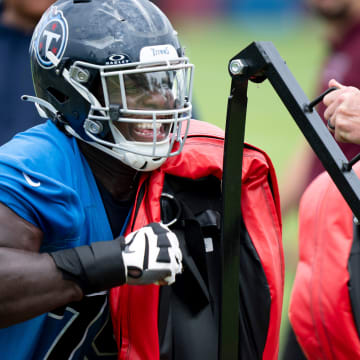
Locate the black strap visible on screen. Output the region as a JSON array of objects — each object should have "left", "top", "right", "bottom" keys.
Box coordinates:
[
  {"left": 50, "top": 237, "right": 126, "bottom": 294},
  {"left": 158, "top": 286, "right": 173, "bottom": 359}
]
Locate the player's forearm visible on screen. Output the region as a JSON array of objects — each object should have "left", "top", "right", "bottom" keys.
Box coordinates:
[
  {"left": 0, "top": 222, "right": 183, "bottom": 328},
  {"left": 0, "top": 248, "right": 83, "bottom": 328}
]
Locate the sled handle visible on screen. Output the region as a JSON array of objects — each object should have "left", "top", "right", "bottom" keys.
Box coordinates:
[{"left": 304, "top": 86, "right": 338, "bottom": 113}]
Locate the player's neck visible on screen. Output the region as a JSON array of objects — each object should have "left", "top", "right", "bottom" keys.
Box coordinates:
[{"left": 77, "top": 141, "right": 139, "bottom": 202}]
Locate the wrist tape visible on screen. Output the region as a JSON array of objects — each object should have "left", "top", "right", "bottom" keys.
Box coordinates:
[{"left": 50, "top": 237, "right": 126, "bottom": 294}]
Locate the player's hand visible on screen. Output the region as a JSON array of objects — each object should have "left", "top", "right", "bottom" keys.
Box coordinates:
[
  {"left": 323, "top": 79, "right": 360, "bottom": 144},
  {"left": 121, "top": 222, "right": 183, "bottom": 285}
]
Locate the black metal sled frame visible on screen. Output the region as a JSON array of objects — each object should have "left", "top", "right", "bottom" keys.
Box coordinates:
[{"left": 219, "top": 41, "right": 360, "bottom": 359}]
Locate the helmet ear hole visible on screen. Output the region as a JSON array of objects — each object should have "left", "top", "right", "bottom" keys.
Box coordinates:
[{"left": 47, "top": 87, "right": 69, "bottom": 104}]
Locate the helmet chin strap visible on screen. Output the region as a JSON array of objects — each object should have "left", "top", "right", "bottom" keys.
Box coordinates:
[
  {"left": 65, "top": 124, "right": 165, "bottom": 172},
  {"left": 114, "top": 148, "right": 167, "bottom": 171},
  {"left": 108, "top": 121, "right": 169, "bottom": 171},
  {"left": 22, "top": 91, "right": 169, "bottom": 172},
  {"left": 120, "top": 151, "right": 148, "bottom": 171}
]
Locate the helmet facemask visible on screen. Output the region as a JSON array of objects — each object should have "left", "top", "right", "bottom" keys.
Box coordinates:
[{"left": 66, "top": 56, "right": 194, "bottom": 171}]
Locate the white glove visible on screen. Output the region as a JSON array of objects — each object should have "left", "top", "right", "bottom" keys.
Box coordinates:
[{"left": 121, "top": 222, "right": 183, "bottom": 285}]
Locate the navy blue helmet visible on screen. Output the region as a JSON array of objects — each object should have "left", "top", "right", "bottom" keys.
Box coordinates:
[{"left": 27, "top": 0, "right": 194, "bottom": 171}]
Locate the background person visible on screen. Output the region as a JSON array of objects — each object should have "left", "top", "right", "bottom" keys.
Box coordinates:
[
  {"left": 281, "top": 0, "right": 360, "bottom": 216},
  {"left": 0, "top": 0, "right": 55, "bottom": 145},
  {"left": 281, "top": 0, "right": 360, "bottom": 358},
  {"left": 288, "top": 80, "right": 360, "bottom": 359}
]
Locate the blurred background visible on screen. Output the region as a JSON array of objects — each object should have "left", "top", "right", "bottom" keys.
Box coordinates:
[{"left": 153, "top": 0, "right": 326, "bottom": 357}]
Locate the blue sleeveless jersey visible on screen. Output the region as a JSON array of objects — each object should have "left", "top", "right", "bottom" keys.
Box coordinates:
[{"left": 0, "top": 121, "right": 118, "bottom": 359}]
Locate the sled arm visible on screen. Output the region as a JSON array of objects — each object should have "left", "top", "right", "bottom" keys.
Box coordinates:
[
  {"left": 227, "top": 41, "right": 360, "bottom": 218},
  {"left": 220, "top": 41, "right": 360, "bottom": 359},
  {"left": 219, "top": 73, "right": 248, "bottom": 359}
]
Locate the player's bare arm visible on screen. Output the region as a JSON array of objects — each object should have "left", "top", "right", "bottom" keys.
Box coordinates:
[{"left": 0, "top": 202, "right": 83, "bottom": 328}]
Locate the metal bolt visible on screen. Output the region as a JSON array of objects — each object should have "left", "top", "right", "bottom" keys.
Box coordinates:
[
  {"left": 229, "top": 59, "right": 247, "bottom": 75},
  {"left": 69, "top": 66, "right": 90, "bottom": 83},
  {"left": 85, "top": 120, "right": 103, "bottom": 135},
  {"left": 354, "top": 216, "right": 359, "bottom": 225},
  {"left": 77, "top": 69, "right": 90, "bottom": 83}
]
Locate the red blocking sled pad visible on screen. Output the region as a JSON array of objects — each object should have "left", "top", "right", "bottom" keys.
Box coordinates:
[
  {"left": 109, "top": 120, "right": 284, "bottom": 360},
  {"left": 290, "top": 162, "right": 360, "bottom": 359}
]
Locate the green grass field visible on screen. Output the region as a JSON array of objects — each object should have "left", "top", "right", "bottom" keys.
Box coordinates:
[{"left": 175, "top": 14, "right": 327, "bottom": 355}]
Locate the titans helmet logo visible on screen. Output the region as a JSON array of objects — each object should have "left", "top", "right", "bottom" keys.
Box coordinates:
[{"left": 32, "top": 6, "right": 69, "bottom": 69}]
